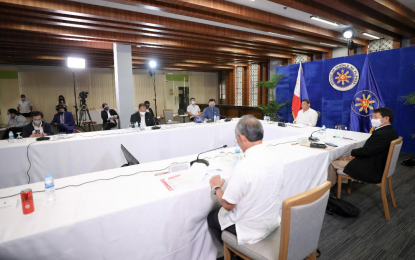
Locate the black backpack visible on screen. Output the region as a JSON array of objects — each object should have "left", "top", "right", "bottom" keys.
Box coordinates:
[{"left": 326, "top": 195, "right": 361, "bottom": 217}]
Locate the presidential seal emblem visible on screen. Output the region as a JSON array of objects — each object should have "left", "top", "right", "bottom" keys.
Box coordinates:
[
  {"left": 329, "top": 63, "right": 359, "bottom": 91},
  {"left": 351, "top": 90, "right": 380, "bottom": 117}
]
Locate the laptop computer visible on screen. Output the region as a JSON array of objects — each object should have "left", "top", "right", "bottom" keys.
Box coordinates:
[{"left": 121, "top": 144, "right": 140, "bottom": 166}]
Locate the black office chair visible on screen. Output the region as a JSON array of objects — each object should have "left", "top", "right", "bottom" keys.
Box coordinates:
[{"left": 316, "top": 111, "right": 321, "bottom": 120}]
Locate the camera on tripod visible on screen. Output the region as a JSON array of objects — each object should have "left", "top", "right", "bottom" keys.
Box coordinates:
[{"left": 79, "top": 91, "right": 89, "bottom": 109}]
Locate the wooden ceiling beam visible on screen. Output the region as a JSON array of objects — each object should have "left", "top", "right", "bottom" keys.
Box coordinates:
[{"left": 312, "top": 0, "right": 413, "bottom": 38}]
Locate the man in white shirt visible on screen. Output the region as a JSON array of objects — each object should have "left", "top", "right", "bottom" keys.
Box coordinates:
[
  {"left": 186, "top": 97, "right": 201, "bottom": 122},
  {"left": 293, "top": 99, "right": 318, "bottom": 126},
  {"left": 207, "top": 115, "right": 284, "bottom": 245},
  {"left": 17, "top": 94, "right": 33, "bottom": 117}
]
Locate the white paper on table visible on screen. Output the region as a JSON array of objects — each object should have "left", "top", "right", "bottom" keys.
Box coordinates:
[
  {"left": 0, "top": 198, "right": 17, "bottom": 210},
  {"left": 181, "top": 163, "right": 208, "bottom": 182},
  {"left": 286, "top": 123, "right": 308, "bottom": 128},
  {"left": 206, "top": 168, "right": 231, "bottom": 180}
]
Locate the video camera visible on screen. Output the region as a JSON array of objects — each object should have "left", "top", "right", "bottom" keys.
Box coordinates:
[{"left": 79, "top": 91, "right": 89, "bottom": 108}]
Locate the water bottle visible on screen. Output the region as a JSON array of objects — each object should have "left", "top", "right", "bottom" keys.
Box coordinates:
[
  {"left": 44, "top": 174, "right": 56, "bottom": 202},
  {"left": 234, "top": 142, "right": 242, "bottom": 164},
  {"left": 321, "top": 125, "right": 327, "bottom": 141},
  {"left": 343, "top": 127, "right": 348, "bottom": 138},
  {"left": 8, "top": 131, "right": 14, "bottom": 143},
  {"left": 135, "top": 121, "right": 139, "bottom": 131}
]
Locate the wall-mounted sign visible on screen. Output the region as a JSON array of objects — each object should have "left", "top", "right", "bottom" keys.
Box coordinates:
[{"left": 329, "top": 63, "right": 359, "bottom": 91}]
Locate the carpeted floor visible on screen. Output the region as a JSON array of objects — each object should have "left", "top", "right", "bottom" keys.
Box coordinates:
[{"left": 318, "top": 153, "right": 415, "bottom": 260}]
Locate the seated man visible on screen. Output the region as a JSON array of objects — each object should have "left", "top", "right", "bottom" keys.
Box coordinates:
[
  {"left": 130, "top": 103, "right": 155, "bottom": 127},
  {"left": 51, "top": 105, "right": 76, "bottom": 134},
  {"left": 144, "top": 101, "right": 155, "bottom": 118},
  {"left": 202, "top": 98, "right": 220, "bottom": 122},
  {"left": 294, "top": 99, "right": 318, "bottom": 126},
  {"left": 207, "top": 115, "right": 284, "bottom": 245},
  {"left": 1, "top": 109, "right": 28, "bottom": 139},
  {"left": 22, "top": 111, "right": 54, "bottom": 138},
  {"left": 187, "top": 97, "right": 201, "bottom": 122},
  {"left": 328, "top": 108, "right": 399, "bottom": 185},
  {"left": 101, "top": 103, "right": 119, "bottom": 130}
]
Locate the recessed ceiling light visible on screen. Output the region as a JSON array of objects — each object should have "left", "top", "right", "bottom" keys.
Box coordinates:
[
  {"left": 320, "top": 42, "right": 338, "bottom": 47},
  {"left": 363, "top": 33, "right": 380, "bottom": 39},
  {"left": 310, "top": 16, "right": 339, "bottom": 26},
  {"left": 268, "top": 32, "right": 294, "bottom": 39}
]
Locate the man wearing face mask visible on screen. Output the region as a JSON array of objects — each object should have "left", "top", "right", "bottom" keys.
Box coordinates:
[
  {"left": 130, "top": 103, "right": 155, "bottom": 127},
  {"left": 144, "top": 101, "right": 155, "bottom": 118},
  {"left": 1, "top": 109, "right": 28, "bottom": 139},
  {"left": 51, "top": 105, "right": 76, "bottom": 134},
  {"left": 22, "top": 111, "right": 54, "bottom": 138},
  {"left": 187, "top": 97, "right": 201, "bottom": 122},
  {"left": 101, "top": 103, "right": 119, "bottom": 130},
  {"left": 17, "top": 94, "right": 33, "bottom": 117},
  {"left": 327, "top": 108, "right": 399, "bottom": 185},
  {"left": 202, "top": 98, "right": 220, "bottom": 122}
]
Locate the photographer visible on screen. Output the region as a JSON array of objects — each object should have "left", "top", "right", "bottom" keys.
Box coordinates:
[
  {"left": 22, "top": 111, "right": 54, "bottom": 138},
  {"left": 101, "top": 103, "right": 119, "bottom": 130}
]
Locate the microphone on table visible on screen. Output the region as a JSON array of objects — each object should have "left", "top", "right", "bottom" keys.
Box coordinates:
[
  {"left": 309, "top": 129, "right": 321, "bottom": 142},
  {"left": 190, "top": 145, "right": 228, "bottom": 166}
]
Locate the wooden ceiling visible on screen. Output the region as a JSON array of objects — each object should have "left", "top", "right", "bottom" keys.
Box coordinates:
[{"left": 0, "top": 0, "right": 414, "bottom": 71}]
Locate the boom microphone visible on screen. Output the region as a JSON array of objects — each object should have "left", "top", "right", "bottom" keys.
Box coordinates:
[{"left": 190, "top": 145, "right": 228, "bottom": 166}]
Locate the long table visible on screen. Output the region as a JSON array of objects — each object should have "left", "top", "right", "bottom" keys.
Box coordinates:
[
  {"left": 0, "top": 121, "right": 313, "bottom": 189},
  {"left": 0, "top": 127, "right": 369, "bottom": 260}
]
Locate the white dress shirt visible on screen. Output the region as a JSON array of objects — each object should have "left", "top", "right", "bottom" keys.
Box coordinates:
[
  {"left": 140, "top": 113, "right": 146, "bottom": 127},
  {"left": 219, "top": 144, "right": 285, "bottom": 245},
  {"left": 32, "top": 122, "right": 44, "bottom": 134},
  {"left": 294, "top": 108, "right": 318, "bottom": 126},
  {"left": 187, "top": 104, "right": 200, "bottom": 118}
]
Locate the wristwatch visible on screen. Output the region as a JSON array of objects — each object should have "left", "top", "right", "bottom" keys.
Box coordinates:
[{"left": 212, "top": 185, "right": 222, "bottom": 195}]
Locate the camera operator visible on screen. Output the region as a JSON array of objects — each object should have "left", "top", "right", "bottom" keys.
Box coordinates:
[{"left": 101, "top": 103, "right": 119, "bottom": 130}]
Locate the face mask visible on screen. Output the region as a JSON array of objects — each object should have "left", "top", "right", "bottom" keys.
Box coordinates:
[
  {"left": 371, "top": 118, "right": 382, "bottom": 128},
  {"left": 140, "top": 111, "right": 146, "bottom": 115},
  {"left": 21, "top": 98, "right": 26, "bottom": 101},
  {"left": 146, "top": 105, "right": 149, "bottom": 109},
  {"left": 104, "top": 107, "right": 109, "bottom": 111},
  {"left": 33, "top": 120, "right": 42, "bottom": 125},
  {"left": 209, "top": 105, "right": 215, "bottom": 108},
  {"left": 7, "top": 114, "right": 12, "bottom": 118},
  {"left": 58, "top": 111, "right": 64, "bottom": 115},
  {"left": 191, "top": 101, "right": 195, "bottom": 105}
]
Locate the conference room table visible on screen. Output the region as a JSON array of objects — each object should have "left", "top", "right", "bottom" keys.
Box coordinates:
[
  {"left": 1, "top": 120, "right": 316, "bottom": 189},
  {"left": 0, "top": 126, "right": 370, "bottom": 260}
]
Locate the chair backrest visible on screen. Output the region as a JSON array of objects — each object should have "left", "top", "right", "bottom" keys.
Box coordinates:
[
  {"left": 163, "top": 109, "right": 173, "bottom": 122},
  {"left": 316, "top": 111, "right": 321, "bottom": 120},
  {"left": 383, "top": 137, "right": 403, "bottom": 179},
  {"left": 279, "top": 181, "right": 331, "bottom": 260}
]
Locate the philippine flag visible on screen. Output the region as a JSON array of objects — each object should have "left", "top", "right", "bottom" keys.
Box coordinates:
[{"left": 292, "top": 63, "right": 309, "bottom": 119}]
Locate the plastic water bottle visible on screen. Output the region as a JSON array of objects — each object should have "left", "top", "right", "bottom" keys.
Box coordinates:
[
  {"left": 234, "top": 142, "right": 242, "bottom": 164},
  {"left": 8, "top": 131, "right": 14, "bottom": 143},
  {"left": 321, "top": 125, "right": 327, "bottom": 141},
  {"left": 135, "top": 121, "right": 139, "bottom": 131},
  {"left": 44, "top": 174, "right": 56, "bottom": 202},
  {"left": 343, "top": 127, "right": 348, "bottom": 138}
]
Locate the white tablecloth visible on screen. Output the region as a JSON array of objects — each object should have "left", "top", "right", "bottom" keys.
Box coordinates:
[
  {"left": 0, "top": 128, "right": 369, "bottom": 260},
  {"left": 0, "top": 121, "right": 306, "bottom": 189}
]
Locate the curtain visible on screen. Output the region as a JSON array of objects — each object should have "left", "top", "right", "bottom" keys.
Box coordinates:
[{"left": 18, "top": 66, "right": 116, "bottom": 121}]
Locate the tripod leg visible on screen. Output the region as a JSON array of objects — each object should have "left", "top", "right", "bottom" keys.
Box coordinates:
[{"left": 86, "top": 109, "right": 95, "bottom": 131}]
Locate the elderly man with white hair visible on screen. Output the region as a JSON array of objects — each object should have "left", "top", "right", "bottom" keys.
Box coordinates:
[{"left": 207, "top": 115, "right": 285, "bottom": 246}]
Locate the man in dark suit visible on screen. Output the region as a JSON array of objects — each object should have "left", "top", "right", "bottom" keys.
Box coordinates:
[
  {"left": 22, "top": 111, "right": 54, "bottom": 138},
  {"left": 130, "top": 103, "right": 155, "bottom": 127},
  {"left": 101, "top": 103, "right": 119, "bottom": 130},
  {"left": 144, "top": 101, "right": 155, "bottom": 118},
  {"left": 328, "top": 108, "right": 399, "bottom": 185},
  {"left": 50, "top": 105, "right": 76, "bottom": 134}
]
